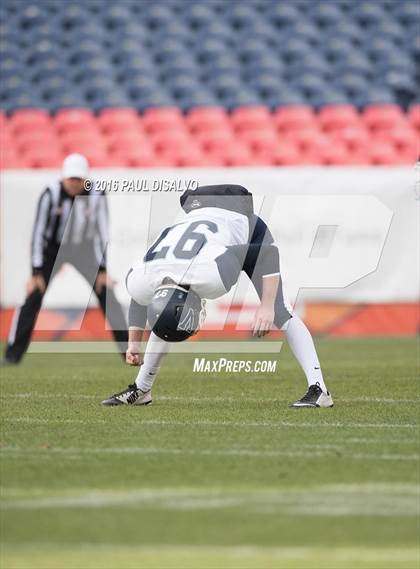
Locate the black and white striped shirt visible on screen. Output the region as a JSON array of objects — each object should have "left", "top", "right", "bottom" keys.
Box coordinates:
[{"left": 31, "top": 180, "right": 108, "bottom": 274}]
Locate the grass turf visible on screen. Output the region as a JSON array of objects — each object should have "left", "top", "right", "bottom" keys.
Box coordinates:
[{"left": 0, "top": 337, "right": 419, "bottom": 569}]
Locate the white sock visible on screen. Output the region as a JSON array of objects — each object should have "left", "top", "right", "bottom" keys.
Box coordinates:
[
  {"left": 135, "top": 332, "right": 170, "bottom": 392},
  {"left": 285, "top": 315, "right": 328, "bottom": 393}
]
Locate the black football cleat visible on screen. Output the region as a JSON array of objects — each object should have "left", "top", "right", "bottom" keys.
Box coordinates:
[
  {"left": 290, "top": 382, "right": 333, "bottom": 408},
  {"left": 102, "top": 384, "right": 152, "bottom": 406}
]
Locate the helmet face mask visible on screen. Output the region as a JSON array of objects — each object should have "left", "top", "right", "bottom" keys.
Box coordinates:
[{"left": 147, "top": 283, "right": 205, "bottom": 342}]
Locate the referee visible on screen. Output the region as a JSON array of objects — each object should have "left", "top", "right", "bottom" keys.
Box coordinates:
[{"left": 4, "top": 153, "right": 128, "bottom": 364}]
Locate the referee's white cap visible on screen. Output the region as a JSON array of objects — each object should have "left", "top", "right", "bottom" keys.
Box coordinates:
[{"left": 62, "top": 153, "right": 89, "bottom": 179}]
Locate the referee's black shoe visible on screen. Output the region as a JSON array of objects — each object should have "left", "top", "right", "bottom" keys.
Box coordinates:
[{"left": 2, "top": 354, "right": 21, "bottom": 366}]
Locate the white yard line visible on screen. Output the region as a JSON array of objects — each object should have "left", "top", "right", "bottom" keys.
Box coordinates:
[
  {"left": 1, "top": 544, "right": 419, "bottom": 564},
  {"left": 3, "top": 416, "right": 419, "bottom": 430},
  {"left": 0, "top": 445, "right": 418, "bottom": 462},
  {"left": 2, "top": 393, "right": 419, "bottom": 404},
  {"left": 2, "top": 486, "right": 419, "bottom": 517}
]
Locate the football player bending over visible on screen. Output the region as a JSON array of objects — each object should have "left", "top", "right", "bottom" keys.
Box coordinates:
[{"left": 102, "top": 185, "right": 333, "bottom": 409}]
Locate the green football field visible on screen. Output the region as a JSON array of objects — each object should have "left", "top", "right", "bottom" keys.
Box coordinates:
[{"left": 0, "top": 337, "right": 419, "bottom": 569}]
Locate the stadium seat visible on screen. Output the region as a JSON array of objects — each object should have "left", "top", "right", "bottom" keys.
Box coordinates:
[
  {"left": 238, "top": 129, "right": 279, "bottom": 155},
  {"left": 219, "top": 143, "right": 254, "bottom": 167},
  {"left": 9, "top": 109, "right": 51, "bottom": 134},
  {"left": 149, "top": 131, "right": 193, "bottom": 156},
  {"left": 142, "top": 107, "right": 185, "bottom": 134},
  {"left": 0, "top": 150, "right": 25, "bottom": 169},
  {"left": 183, "top": 3, "right": 217, "bottom": 29},
  {"left": 307, "top": 2, "right": 344, "bottom": 27},
  {"left": 15, "top": 131, "right": 59, "bottom": 153},
  {"left": 186, "top": 107, "right": 230, "bottom": 133},
  {"left": 272, "top": 142, "right": 301, "bottom": 166},
  {"left": 374, "top": 126, "right": 420, "bottom": 160},
  {"left": 109, "top": 144, "right": 156, "bottom": 167},
  {"left": 54, "top": 109, "right": 96, "bottom": 134},
  {"left": 362, "top": 105, "right": 406, "bottom": 131},
  {"left": 318, "top": 105, "right": 361, "bottom": 131},
  {"left": 274, "top": 106, "right": 317, "bottom": 132},
  {"left": 97, "top": 108, "right": 140, "bottom": 133},
  {"left": 368, "top": 141, "right": 400, "bottom": 165},
  {"left": 320, "top": 143, "right": 351, "bottom": 165},
  {"left": 60, "top": 131, "right": 106, "bottom": 152},
  {"left": 323, "top": 22, "right": 364, "bottom": 46},
  {"left": 408, "top": 105, "right": 420, "bottom": 130},
  {"left": 105, "top": 131, "right": 150, "bottom": 155},
  {"left": 174, "top": 147, "right": 211, "bottom": 167},
  {"left": 230, "top": 106, "right": 272, "bottom": 132},
  {"left": 285, "top": 54, "right": 331, "bottom": 81},
  {"left": 349, "top": 1, "right": 387, "bottom": 27},
  {"left": 284, "top": 129, "right": 330, "bottom": 159},
  {"left": 22, "top": 146, "right": 64, "bottom": 168},
  {"left": 195, "top": 130, "right": 235, "bottom": 154},
  {"left": 268, "top": 3, "right": 301, "bottom": 27},
  {"left": 331, "top": 124, "right": 370, "bottom": 149},
  {"left": 280, "top": 36, "right": 313, "bottom": 62}
]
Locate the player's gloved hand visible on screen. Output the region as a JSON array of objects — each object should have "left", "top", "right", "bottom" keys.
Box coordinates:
[
  {"left": 253, "top": 306, "right": 275, "bottom": 337},
  {"left": 26, "top": 275, "right": 46, "bottom": 295},
  {"left": 126, "top": 342, "right": 143, "bottom": 366}
]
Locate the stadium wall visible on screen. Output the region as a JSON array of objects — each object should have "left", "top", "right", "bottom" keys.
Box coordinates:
[{"left": 1, "top": 167, "right": 418, "bottom": 337}]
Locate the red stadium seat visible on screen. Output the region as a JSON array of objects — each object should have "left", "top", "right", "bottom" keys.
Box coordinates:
[
  {"left": 342, "top": 152, "right": 371, "bottom": 165},
  {"left": 246, "top": 154, "right": 277, "bottom": 166},
  {"left": 230, "top": 106, "right": 272, "bottom": 132},
  {"left": 284, "top": 128, "right": 328, "bottom": 154},
  {"left": 318, "top": 105, "right": 361, "bottom": 132},
  {"left": 60, "top": 131, "right": 106, "bottom": 152},
  {"left": 195, "top": 129, "right": 235, "bottom": 154},
  {"left": 273, "top": 106, "right": 317, "bottom": 132},
  {"left": 238, "top": 128, "right": 279, "bottom": 155},
  {"left": 68, "top": 147, "right": 109, "bottom": 167},
  {"left": 362, "top": 105, "right": 406, "bottom": 132},
  {"left": 147, "top": 155, "right": 179, "bottom": 167},
  {"left": 98, "top": 108, "right": 140, "bottom": 133},
  {"left": 9, "top": 109, "right": 51, "bottom": 135},
  {"left": 0, "top": 111, "right": 6, "bottom": 128},
  {"left": 285, "top": 129, "right": 330, "bottom": 164},
  {"left": 15, "top": 131, "right": 61, "bottom": 153},
  {"left": 103, "top": 154, "right": 132, "bottom": 167},
  {"left": 105, "top": 131, "right": 150, "bottom": 154},
  {"left": 150, "top": 131, "right": 193, "bottom": 155},
  {"left": 174, "top": 147, "right": 212, "bottom": 167},
  {"left": 0, "top": 147, "right": 25, "bottom": 169},
  {"left": 272, "top": 141, "right": 301, "bottom": 165},
  {"left": 408, "top": 105, "right": 420, "bottom": 131},
  {"left": 0, "top": 125, "right": 15, "bottom": 147},
  {"left": 142, "top": 107, "right": 185, "bottom": 134},
  {"left": 186, "top": 107, "right": 229, "bottom": 133},
  {"left": 22, "top": 147, "right": 64, "bottom": 168},
  {"left": 218, "top": 143, "right": 253, "bottom": 166},
  {"left": 368, "top": 141, "right": 399, "bottom": 165},
  {"left": 375, "top": 126, "right": 420, "bottom": 159},
  {"left": 54, "top": 109, "right": 96, "bottom": 134},
  {"left": 330, "top": 126, "right": 370, "bottom": 154},
  {"left": 320, "top": 143, "right": 350, "bottom": 165},
  {"left": 109, "top": 144, "right": 156, "bottom": 167}
]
